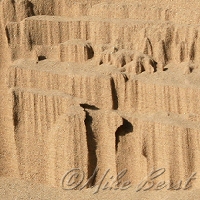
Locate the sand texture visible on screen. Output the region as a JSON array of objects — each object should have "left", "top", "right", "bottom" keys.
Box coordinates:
[{"left": 1, "top": 0, "right": 200, "bottom": 199}]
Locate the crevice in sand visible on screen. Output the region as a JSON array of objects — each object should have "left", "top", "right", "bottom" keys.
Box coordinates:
[
  {"left": 37, "top": 55, "right": 47, "bottom": 61},
  {"left": 12, "top": 91, "right": 19, "bottom": 127},
  {"left": 5, "top": 26, "right": 10, "bottom": 44},
  {"left": 84, "top": 109, "right": 97, "bottom": 187},
  {"left": 80, "top": 103, "right": 99, "bottom": 110},
  {"left": 115, "top": 118, "right": 133, "bottom": 152},
  {"left": 110, "top": 77, "right": 118, "bottom": 110}
]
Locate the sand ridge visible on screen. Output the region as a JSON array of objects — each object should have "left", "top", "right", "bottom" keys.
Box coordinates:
[{"left": 1, "top": 0, "right": 200, "bottom": 199}]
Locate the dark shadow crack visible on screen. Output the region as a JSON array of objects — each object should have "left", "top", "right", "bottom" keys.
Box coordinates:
[
  {"left": 111, "top": 77, "right": 118, "bottom": 110},
  {"left": 83, "top": 110, "right": 97, "bottom": 187},
  {"left": 115, "top": 118, "right": 133, "bottom": 152},
  {"left": 80, "top": 104, "right": 99, "bottom": 110}
]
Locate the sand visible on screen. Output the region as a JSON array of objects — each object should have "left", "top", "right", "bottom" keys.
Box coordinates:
[{"left": 1, "top": 0, "right": 200, "bottom": 199}]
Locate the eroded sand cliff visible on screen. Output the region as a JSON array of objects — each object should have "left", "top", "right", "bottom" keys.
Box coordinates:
[{"left": 1, "top": 0, "right": 200, "bottom": 198}]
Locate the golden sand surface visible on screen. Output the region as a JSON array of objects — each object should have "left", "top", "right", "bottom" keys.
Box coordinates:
[{"left": 1, "top": 0, "right": 200, "bottom": 199}]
